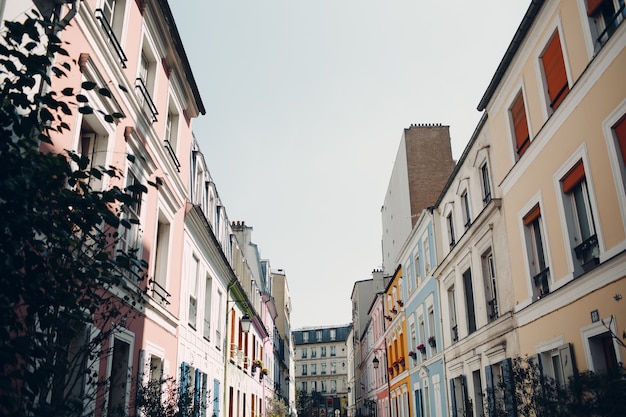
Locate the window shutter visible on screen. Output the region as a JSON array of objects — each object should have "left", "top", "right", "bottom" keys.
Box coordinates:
[
  {"left": 558, "top": 343, "right": 576, "bottom": 383},
  {"left": 614, "top": 117, "right": 626, "bottom": 165},
  {"left": 213, "top": 378, "right": 221, "bottom": 417},
  {"left": 485, "top": 365, "right": 495, "bottom": 417},
  {"left": 449, "top": 379, "right": 457, "bottom": 417},
  {"left": 180, "top": 362, "right": 190, "bottom": 409},
  {"left": 523, "top": 204, "right": 541, "bottom": 226},
  {"left": 542, "top": 32, "right": 569, "bottom": 110},
  {"left": 587, "top": 0, "right": 605, "bottom": 16},
  {"left": 511, "top": 93, "right": 530, "bottom": 155},
  {"left": 561, "top": 160, "right": 585, "bottom": 193},
  {"left": 193, "top": 368, "right": 201, "bottom": 417}
]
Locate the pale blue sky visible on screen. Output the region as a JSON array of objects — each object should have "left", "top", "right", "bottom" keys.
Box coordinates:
[{"left": 169, "top": 0, "right": 530, "bottom": 329}]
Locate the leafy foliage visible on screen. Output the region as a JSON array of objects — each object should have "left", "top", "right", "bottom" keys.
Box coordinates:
[
  {"left": 0, "top": 11, "right": 146, "bottom": 417},
  {"left": 486, "top": 356, "right": 626, "bottom": 417}
]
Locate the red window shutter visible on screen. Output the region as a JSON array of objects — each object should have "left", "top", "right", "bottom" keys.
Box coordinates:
[
  {"left": 511, "top": 93, "right": 530, "bottom": 155},
  {"left": 562, "top": 160, "right": 585, "bottom": 193},
  {"left": 542, "top": 32, "right": 569, "bottom": 110},
  {"left": 587, "top": 0, "right": 605, "bottom": 16},
  {"left": 615, "top": 116, "right": 626, "bottom": 165},
  {"left": 523, "top": 204, "right": 541, "bottom": 226}
]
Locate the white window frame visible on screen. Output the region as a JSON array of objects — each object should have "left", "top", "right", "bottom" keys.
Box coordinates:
[{"left": 581, "top": 316, "right": 623, "bottom": 372}]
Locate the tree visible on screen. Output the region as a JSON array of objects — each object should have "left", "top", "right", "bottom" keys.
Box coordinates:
[
  {"left": 485, "top": 355, "right": 626, "bottom": 417},
  {"left": 0, "top": 10, "right": 149, "bottom": 417},
  {"left": 267, "top": 397, "right": 289, "bottom": 417}
]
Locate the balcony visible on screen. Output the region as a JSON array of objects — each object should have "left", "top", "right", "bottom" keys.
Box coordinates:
[
  {"left": 594, "top": 3, "right": 625, "bottom": 51},
  {"left": 164, "top": 140, "right": 181, "bottom": 172},
  {"left": 94, "top": 9, "right": 127, "bottom": 68},
  {"left": 574, "top": 234, "right": 599, "bottom": 272},
  {"left": 487, "top": 298, "right": 499, "bottom": 321},
  {"left": 149, "top": 279, "right": 170, "bottom": 306},
  {"left": 533, "top": 268, "right": 550, "bottom": 300},
  {"left": 135, "top": 78, "right": 158, "bottom": 123}
]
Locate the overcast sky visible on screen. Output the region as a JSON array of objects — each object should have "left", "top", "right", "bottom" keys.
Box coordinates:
[{"left": 169, "top": 0, "right": 530, "bottom": 330}]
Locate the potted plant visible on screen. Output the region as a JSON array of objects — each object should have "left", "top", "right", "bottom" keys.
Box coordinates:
[
  {"left": 387, "top": 366, "right": 394, "bottom": 375},
  {"left": 417, "top": 343, "right": 426, "bottom": 354},
  {"left": 408, "top": 351, "right": 417, "bottom": 359},
  {"left": 390, "top": 307, "right": 398, "bottom": 314},
  {"left": 428, "top": 336, "right": 436, "bottom": 348},
  {"left": 397, "top": 300, "right": 404, "bottom": 307},
  {"left": 398, "top": 356, "right": 405, "bottom": 366}
]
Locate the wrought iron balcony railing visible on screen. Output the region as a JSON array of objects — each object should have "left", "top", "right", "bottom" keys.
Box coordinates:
[{"left": 95, "top": 9, "right": 127, "bottom": 68}]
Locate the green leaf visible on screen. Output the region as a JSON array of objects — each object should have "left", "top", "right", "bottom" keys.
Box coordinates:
[
  {"left": 76, "top": 94, "right": 88, "bottom": 103},
  {"left": 98, "top": 88, "right": 111, "bottom": 98},
  {"left": 104, "top": 114, "right": 114, "bottom": 123},
  {"left": 78, "top": 106, "right": 93, "bottom": 115},
  {"left": 61, "top": 87, "right": 73, "bottom": 96},
  {"left": 118, "top": 84, "right": 128, "bottom": 93},
  {"left": 126, "top": 154, "right": 136, "bottom": 162}
]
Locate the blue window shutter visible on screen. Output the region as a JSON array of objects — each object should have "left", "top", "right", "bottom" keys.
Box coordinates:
[
  {"left": 180, "top": 362, "right": 190, "bottom": 412},
  {"left": 213, "top": 378, "right": 220, "bottom": 417},
  {"left": 502, "top": 358, "right": 516, "bottom": 416},
  {"left": 485, "top": 365, "right": 495, "bottom": 417},
  {"left": 194, "top": 368, "right": 201, "bottom": 417},
  {"left": 449, "top": 379, "right": 457, "bottom": 417}
]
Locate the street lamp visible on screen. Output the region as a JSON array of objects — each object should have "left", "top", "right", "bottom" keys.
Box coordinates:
[
  {"left": 241, "top": 313, "right": 252, "bottom": 333},
  {"left": 372, "top": 357, "right": 380, "bottom": 369}
]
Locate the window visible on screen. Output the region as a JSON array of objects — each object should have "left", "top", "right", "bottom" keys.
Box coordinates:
[
  {"left": 482, "top": 250, "right": 499, "bottom": 322},
  {"left": 321, "top": 346, "right": 327, "bottom": 357},
  {"left": 615, "top": 115, "right": 626, "bottom": 174},
  {"left": 149, "top": 355, "right": 164, "bottom": 382},
  {"left": 331, "top": 362, "right": 337, "bottom": 374},
  {"left": 107, "top": 337, "right": 131, "bottom": 417},
  {"left": 485, "top": 361, "right": 514, "bottom": 416},
  {"left": 481, "top": 163, "right": 492, "bottom": 204},
  {"left": 301, "top": 348, "right": 307, "bottom": 359},
  {"left": 136, "top": 49, "right": 158, "bottom": 122},
  {"left": 510, "top": 91, "right": 530, "bottom": 157},
  {"left": 331, "top": 380, "right": 337, "bottom": 393},
  {"left": 587, "top": 331, "right": 619, "bottom": 373},
  {"left": 203, "top": 274, "right": 212, "bottom": 340},
  {"left": 301, "top": 364, "right": 307, "bottom": 376},
  {"left": 311, "top": 364, "right": 317, "bottom": 376},
  {"left": 428, "top": 308, "right": 436, "bottom": 351},
  {"left": 311, "top": 381, "right": 317, "bottom": 392},
  {"left": 96, "top": 0, "right": 127, "bottom": 66},
  {"left": 414, "top": 251, "right": 422, "bottom": 286},
  {"left": 561, "top": 160, "right": 599, "bottom": 273},
  {"left": 423, "top": 238, "right": 431, "bottom": 275},
  {"left": 410, "top": 323, "right": 417, "bottom": 354},
  {"left": 120, "top": 168, "right": 143, "bottom": 275},
  {"left": 586, "top": 0, "right": 625, "bottom": 52},
  {"left": 462, "top": 191, "right": 471, "bottom": 229},
  {"left": 321, "top": 381, "right": 327, "bottom": 393},
  {"left": 164, "top": 104, "right": 181, "bottom": 170},
  {"left": 524, "top": 205, "right": 550, "bottom": 300},
  {"left": 539, "top": 344, "right": 575, "bottom": 388},
  {"left": 301, "top": 381, "right": 308, "bottom": 393},
  {"left": 330, "top": 329, "right": 336, "bottom": 340},
  {"left": 311, "top": 347, "right": 317, "bottom": 358},
  {"left": 472, "top": 369, "right": 485, "bottom": 417},
  {"left": 302, "top": 332, "right": 309, "bottom": 343},
  {"left": 188, "top": 255, "right": 199, "bottom": 328},
  {"left": 418, "top": 316, "right": 426, "bottom": 358},
  {"left": 316, "top": 330, "right": 323, "bottom": 341},
  {"left": 541, "top": 31, "right": 569, "bottom": 112},
  {"left": 463, "top": 269, "right": 477, "bottom": 334},
  {"left": 448, "top": 286, "right": 458, "bottom": 342},
  {"left": 450, "top": 376, "right": 468, "bottom": 417},
  {"left": 447, "top": 212, "right": 456, "bottom": 248},
  {"left": 330, "top": 346, "right": 336, "bottom": 357},
  {"left": 152, "top": 215, "right": 171, "bottom": 306},
  {"left": 321, "top": 363, "right": 327, "bottom": 375}
]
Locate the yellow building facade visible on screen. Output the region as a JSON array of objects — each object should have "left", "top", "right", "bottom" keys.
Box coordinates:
[{"left": 478, "top": 0, "right": 626, "bottom": 381}]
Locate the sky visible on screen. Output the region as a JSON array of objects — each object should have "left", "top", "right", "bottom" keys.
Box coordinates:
[{"left": 169, "top": 0, "right": 530, "bottom": 330}]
